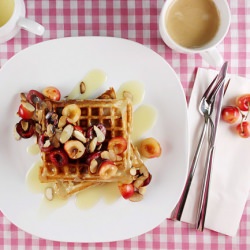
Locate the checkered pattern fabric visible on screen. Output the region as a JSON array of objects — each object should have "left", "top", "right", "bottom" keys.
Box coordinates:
[{"left": 1, "top": 0, "right": 250, "bottom": 249}]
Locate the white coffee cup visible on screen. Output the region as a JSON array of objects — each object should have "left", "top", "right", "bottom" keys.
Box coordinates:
[
  {"left": 0, "top": 0, "right": 45, "bottom": 43},
  {"left": 159, "top": 0, "right": 231, "bottom": 67}
]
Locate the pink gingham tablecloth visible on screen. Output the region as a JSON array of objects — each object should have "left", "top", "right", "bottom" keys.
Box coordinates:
[{"left": 1, "top": 0, "right": 250, "bottom": 249}]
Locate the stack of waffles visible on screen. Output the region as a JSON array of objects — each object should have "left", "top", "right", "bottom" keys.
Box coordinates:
[{"left": 34, "top": 88, "right": 151, "bottom": 201}]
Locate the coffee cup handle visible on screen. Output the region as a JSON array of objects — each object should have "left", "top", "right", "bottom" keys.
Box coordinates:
[
  {"left": 199, "top": 48, "right": 224, "bottom": 68},
  {"left": 17, "top": 17, "right": 45, "bottom": 36}
]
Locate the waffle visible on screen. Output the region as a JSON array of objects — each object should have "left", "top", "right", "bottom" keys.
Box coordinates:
[
  {"left": 39, "top": 96, "right": 133, "bottom": 184},
  {"left": 14, "top": 86, "right": 151, "bottom": 200}
]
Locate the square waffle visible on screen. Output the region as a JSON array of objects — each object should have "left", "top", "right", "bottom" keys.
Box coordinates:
[{"left": 39, "top": 96, "right": 133, "bottom": 184}]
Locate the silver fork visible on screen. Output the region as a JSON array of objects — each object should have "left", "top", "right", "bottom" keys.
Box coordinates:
[{"left": 171, "top": 62, "right": 228, "bottom": 221}]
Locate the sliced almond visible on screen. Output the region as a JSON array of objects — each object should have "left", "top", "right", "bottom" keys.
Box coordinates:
[
  {"left": 46, "top": 124, "right": 55, "bottom": 137},
  {"left": 93, "top": 125, "right": 105, "bottom": 143},
  {"left": 100, "top": 150, "right": 110, "bottom": 160},
  {"left": 58, "top": 115, "right": 67, "bottom": 128},
  {"left": 20, "top": 92, "right": 27, "bottom": 101},
  {"left": 45, "top": 187, "right": 54, "bottom": 201},
  {"left": 21, "top": 101, "right": 35, "bottom": 113},
  {"left": 108, "top": 149, "right": 117, "bottom": 161},
  {"left": 89, "top": 137, "right": 98, "bottom": 153},
  {"left": 123, "top": 91, "right": 133, "bottom": 101},
  {"left": 35, "top": 109, "right": 43, "bottom": 123},
  {"left": 60, "top": 124, "right": 74, "bottom": 144},
  {"left": 43, "top": 139, "right": 51, "bottom": 148},
  {"left": 21, "top": 120, "right": 29, "bottom": 131},
  {"left": 80, "top": 81, "right": 86, "bottom": 94},
  {"left": 35, "top": 123, "right": 42, "bottom": 135},
  {"left": 129, "top": 167, "right": 137, "bottom": 176},
  {"left": 73, "top": 130, "right": 87, "bottom": 143},
  {"left": 89, "top": 159, "right": 98, "bottom": 173}
]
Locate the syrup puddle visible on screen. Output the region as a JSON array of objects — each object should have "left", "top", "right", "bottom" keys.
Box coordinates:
[
  {"left": 75, "top": 183, "right": 120, "bottom": 210},
  {"left": 117, "top": 80, "right": 145, "bottom": 106},
  {"left": 26, "top": 143, "right": 40, "bottom": 155},
  {"left": 132, "top": 105, "right": 158, "bottom": 143},
  {"left": 66, "top": 69, "right": 107, "bottom": 100},
  {"left": 26, "top": 161, "right": 68, "bottom": 217}
]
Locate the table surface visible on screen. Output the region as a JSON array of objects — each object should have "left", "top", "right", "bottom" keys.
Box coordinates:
[{"left": 1, "top": 0, "right": 250, "bottom": 249}]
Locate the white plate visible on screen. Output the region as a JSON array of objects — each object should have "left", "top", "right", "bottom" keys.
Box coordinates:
[{"left": 0, "top": 37, "right": 188, "bottom": 243}]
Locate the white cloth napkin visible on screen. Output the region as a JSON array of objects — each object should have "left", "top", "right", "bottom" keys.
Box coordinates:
[{"left": 180, "top": 68, "right": 250, "bottom": 236}]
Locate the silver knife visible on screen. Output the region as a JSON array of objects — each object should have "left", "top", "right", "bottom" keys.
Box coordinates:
[{"left": 195, "top": 65, "right": 228, "bottom": 231}]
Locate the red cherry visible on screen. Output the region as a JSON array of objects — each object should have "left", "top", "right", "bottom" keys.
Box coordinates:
[
  {"left": 49, "top": 149, "right": 68, "bottom": 167},
  {"left": 86, "top": 124, "right": 106, "bottom": 139},
  {"left": 42, "top": 86, "right": 61, "bottom": 101},
  {"left": 108, "top": 136, "right": 127, "bottom": 155},
  {"left": 85, "top": 152, "right": 101, "bottom": 165},
  {"left": 18, "top": 103, "right": 35, "bottom": 119},
  {"left": 118, "top": 183, "right": 134, "bottom": 199},
  {"left": 142, "top": 173, "right": 152, "bottom": 187},
  {"left": 221, "top": 106, "right": 240, "bottom": 124},
  {"left": 38, "top": 134, "right": 54, "bottom": 152},
  {"left": 15, "top": 119, "right": 35, "bottom": 138},
  {"left": 98, "top": 160, "right": 118, "bottom": 179},
  {"left": 26, "top": 90, "right": 45, "bottom": 106},
  {"left": 236, "top": 94, "right": 250, "bottom": 111},
  {"left": 236, "top": 121, "right": 250, "bottom": 138}
]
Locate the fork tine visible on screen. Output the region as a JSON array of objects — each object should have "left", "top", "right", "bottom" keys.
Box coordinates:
[
  {"left": 223, "top": 79, "right": 231, "bottom": 96},
  {"left": 202, "top": 74, "right": 218, "bottom": 100},
  {"left": 207, "top": 62, "right": 228, "bottom": 102}
]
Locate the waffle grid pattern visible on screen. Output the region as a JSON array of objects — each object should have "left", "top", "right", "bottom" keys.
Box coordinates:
[{"left": 40, "top": 98, "right": 132, "bottom": 182}]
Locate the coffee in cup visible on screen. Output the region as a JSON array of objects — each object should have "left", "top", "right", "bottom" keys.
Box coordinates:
[{"left": 159, "top": 0, "right": 231, "bottom": 67}]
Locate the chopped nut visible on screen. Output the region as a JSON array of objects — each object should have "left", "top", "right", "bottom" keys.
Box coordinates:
[
  {"left": 129, "top": 192, "right": 143, "bottom": 202},
  {"left": 46, "top": 124, "right": 55, "bottom": 137},
  {"left": 35, "top": 109, "right": 43, "bottom": 123},
  {"left": 45, "top": 187, "right": 54, "bottom": 201},
  {"left": 116, "top": 155, "right": 122, "bottom": 161},
  {"left": 130, "top": 167, "right": 137, "bottom": 176},
  {"left": 43, "top": 139, "right": 51, "bottom": 148},
  {"left": 138, "top": 186, "right": 147, "bottom": 195},
  {"left": 51, "top": 135, "right": 60, "bottom": 148},
  {"left": 35, "top": 123, "right": 42, "bottom": 135},
  {"left": 133, "top": 177, "right": 145, "bottom": 189},
  {"left": 20, "top": 92, "right": 27, "bottom": 101},
  {"left": 123, "top": 91, "right": 133, "bottom": 101}
]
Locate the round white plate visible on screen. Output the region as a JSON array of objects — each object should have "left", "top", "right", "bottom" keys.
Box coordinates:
[{"left": 0, "top": 37, "right": 188, "bottom": 243}]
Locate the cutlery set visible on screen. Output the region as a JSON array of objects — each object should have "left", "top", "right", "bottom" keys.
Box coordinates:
[{"left": 172, "top": 62, "right": 229, "bottom": 231}]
